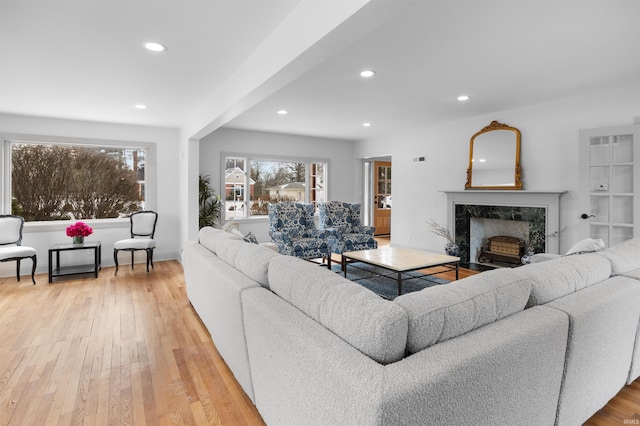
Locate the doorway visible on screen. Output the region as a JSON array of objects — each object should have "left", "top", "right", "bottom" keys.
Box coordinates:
[{"left": 373, "top": 160, "right": 391, "bottom": 236}]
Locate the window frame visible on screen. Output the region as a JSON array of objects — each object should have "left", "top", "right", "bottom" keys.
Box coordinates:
[
  {"left": 221, "top": 152, "right": 329, "bottom": 222},
  {"left": 2, "top": 133, "right": 156, "bottom": 231}
]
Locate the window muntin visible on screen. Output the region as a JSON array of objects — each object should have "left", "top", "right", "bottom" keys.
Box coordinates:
[
  {"left": 224, "top": 155, "right": 328, "bottom": 220},
  {"left": 8, "top": 140, "right": 148, "bottom": 221}
]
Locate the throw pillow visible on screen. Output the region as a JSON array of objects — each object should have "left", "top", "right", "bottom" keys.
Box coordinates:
[
  {"left": 243, "top": 231, "right": 259, "bottom": 244},
  {"left": 565, "top": 238, "right": 605, "bottom": 255}
]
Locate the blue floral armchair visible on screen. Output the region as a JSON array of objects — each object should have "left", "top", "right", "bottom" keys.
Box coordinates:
[
  {"left": 318, "top": 201, "right": 377, "bottom": 258},
  {"left": 268, "top": 202, "right": 332, "bottom": 267}
]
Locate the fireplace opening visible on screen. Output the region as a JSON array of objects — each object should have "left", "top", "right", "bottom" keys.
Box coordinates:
[
  {"left": 455, "top": 204, "right": 546, "bottom": 267},
  {"left": 478, "top": 236, "right": 526, "bottom": 265}
]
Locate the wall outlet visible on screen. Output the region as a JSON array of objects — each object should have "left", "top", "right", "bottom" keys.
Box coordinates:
[
  {"left": 412, "top": 156, "right": 426, "bottom": 163},
  {"left": 597, "top": 183, "right": 609, "bottom": 191}
]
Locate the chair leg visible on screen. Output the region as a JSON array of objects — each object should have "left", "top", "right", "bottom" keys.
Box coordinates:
[
  {"left": 131, "top": 251, "right": 134, "bottom": 270},
  {"left": 327, "top": 254, "right": 332, "bottom": 269},
  {"left": 145, "top": 249, "right": 150, "bottom": 273},
  {"left": 30, "top": 255, "right": 37, "bottom": 285},
  {"left": 114, "top": 249, "right": 119, "bottom": 276},
  {"left": 150, "top": 249, "right": 154, "bottom": 269},
  {"left": 16, "top": 258, "right": 21, "bottom": 282}
]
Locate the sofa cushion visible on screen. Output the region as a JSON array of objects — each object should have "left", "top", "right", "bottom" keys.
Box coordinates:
[
  {"left": 268, "top": 256, "right": 408, "bottom": 364},
  {"left": 545, "top": 276, "right": 640, "bottom": 425},
  {"left": 620, "top": 268, "right": 640, "bottom": 282},
  {"left": 199, "top": 226, "right": 242, "bottom": 255},
  {"left": 216, "top": 238, "right": 280, "bottom": 288},
  {"left": 394, "top": 268, "right": 531, "bottom": 353},
  {"left": 594, "top": 238, "right": 640, "bottom": 276},
  {"left": 518, "top": 253, "right": 612, "bottom": 307}
]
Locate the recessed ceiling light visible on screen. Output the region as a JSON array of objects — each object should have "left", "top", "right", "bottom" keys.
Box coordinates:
[
  {"left": 144, "top": 42, "right": 167, "bottom": 52},
  {"left": 360, "top": 70, "right": 376, "bottom": 78},
  {"left": 277, "top": 110, "right": 288, "bottom": 115},
  {"left": 134, "top": 104, "right": 148, "bottom": 110},
  {"left": 457, "top": 95, "right": 470, "bottom": 101},
  {"left": 362, "top": 122, "right": 372, "bottom": 127}
]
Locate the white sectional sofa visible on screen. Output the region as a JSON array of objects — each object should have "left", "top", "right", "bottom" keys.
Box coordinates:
[{"left": 183, "top": 227, "right": 640, "bottom": 426}]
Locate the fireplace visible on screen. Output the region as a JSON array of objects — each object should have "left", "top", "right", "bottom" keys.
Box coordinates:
[
  {"left": 442, "top": 190, "right": 566, "bottom": 264},
  {"left": 456, "top": 204, "right": 545, "bottom": 264}
]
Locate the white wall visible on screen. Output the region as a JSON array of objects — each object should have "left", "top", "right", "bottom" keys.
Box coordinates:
[
  {"left": 0, "top": 113, "right": 181, "bottom": 278},
  {"left": 354, "top": 83, "right": 640, "bottom": 254},
  {"left": 5, "top": 82, "right": 638, "bottom": 280},
  {"left": 199, "top": 127, "right": 355, "bottom": 242}
]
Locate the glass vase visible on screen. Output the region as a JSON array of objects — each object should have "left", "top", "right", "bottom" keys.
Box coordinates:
[
  {"left": 521, "top": 250, "right": 535, "bottom": 265},
  {"left": 72, "top": 236, "right": 84, "bottom": 245}
]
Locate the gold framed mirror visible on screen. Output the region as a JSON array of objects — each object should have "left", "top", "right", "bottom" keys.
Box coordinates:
[{"left": 465, "top": 120, "right": 522, "bottom": 190}]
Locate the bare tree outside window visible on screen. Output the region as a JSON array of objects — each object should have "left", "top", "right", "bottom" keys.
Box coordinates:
[{"left": 11, "top": 143, "right": 145, "bottom": 221}]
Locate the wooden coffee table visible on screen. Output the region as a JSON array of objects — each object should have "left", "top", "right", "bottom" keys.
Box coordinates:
[{"left": 342, "top": 247, "right": 460, "bottom": 297}]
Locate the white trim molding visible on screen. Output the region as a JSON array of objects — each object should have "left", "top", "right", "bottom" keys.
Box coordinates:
[{"left": 442, "top": 190, "right": 567, "bottom": 255}]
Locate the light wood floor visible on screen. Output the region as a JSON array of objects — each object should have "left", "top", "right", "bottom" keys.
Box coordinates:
[
  {"left": 0, "top": 261, "right": 264, "bottom": 425},
  {"left": 0, "top": 258, "right": 638, "bottom": 425}
]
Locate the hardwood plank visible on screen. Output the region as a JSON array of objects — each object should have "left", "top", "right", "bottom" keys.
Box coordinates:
[{"left": 1, "top": 259, "right": 639, "bottom": 425}]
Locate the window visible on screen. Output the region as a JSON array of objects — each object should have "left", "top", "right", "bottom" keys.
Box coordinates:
[
  {"left": 223, "top": 155, "right": 328, "bottom": 220},
  {"left": 4, "top": 138, "right": 152, "bottom": 222}
]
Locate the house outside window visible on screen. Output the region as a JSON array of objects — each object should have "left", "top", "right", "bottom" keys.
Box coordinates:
[
  {"left": 223, "top": 155, "right": 328, "bottom": 220},
  {"left": 4, "top": 138, "right": 152, "bottom": 222}
]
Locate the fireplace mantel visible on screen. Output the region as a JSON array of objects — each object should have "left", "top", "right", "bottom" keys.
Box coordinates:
[{"left": 442, "top": 190, "right": 567, "bottom": 255}]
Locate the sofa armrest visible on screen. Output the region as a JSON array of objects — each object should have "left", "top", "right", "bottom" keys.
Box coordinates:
[
  {"left": 242, "top": 287, "right": 384, "bottom": 426},
  {"left": 183, "top": 241, "right": 261, "bottom": 402}
]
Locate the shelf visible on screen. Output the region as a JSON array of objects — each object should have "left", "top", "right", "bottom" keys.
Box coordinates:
[
  {"left": 589, "top": 162, "right": 634, "bottom": 166},
  {"left": 52, "top": 264, "right": 99, "bottom": 277}
]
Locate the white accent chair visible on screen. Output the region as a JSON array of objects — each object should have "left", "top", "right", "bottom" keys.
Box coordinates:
[
  {"left": 0, "top": 215, "right": 37, "bottom": 284},
  {"left": 113, "top": 210, "right": 157, "bottom": 275}
]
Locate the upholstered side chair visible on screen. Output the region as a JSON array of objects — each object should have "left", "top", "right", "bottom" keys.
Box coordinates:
[
  {"left": 0, "top": 215, "right": 37, "bottom": 284},
  {"left": 267, "top": 202, "right": 332, "bottom": 268},
  {"left": 113, "top": 210, "right": 158, "bottom": 275},
  {"left": 318, "top": 201, "right": 377, "bottom": 265}
]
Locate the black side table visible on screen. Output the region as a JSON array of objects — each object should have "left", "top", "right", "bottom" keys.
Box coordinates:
[{"left": 48, "top": 241, "right": 102, "bottom": 283}]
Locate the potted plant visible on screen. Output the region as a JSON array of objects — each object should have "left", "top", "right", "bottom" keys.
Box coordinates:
[
  {"left": 199, "top": 175, "right": 222, "bottom": 229},
  {"left": 426, "top": 218, "right": 459, "bottom": 256},
  {"left": 66, "top": 221, "right": 93, "bottom": 245}
]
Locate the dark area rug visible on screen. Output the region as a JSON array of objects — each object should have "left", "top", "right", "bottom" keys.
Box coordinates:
[{"left": 331, "top": 262, "right": 449, "bottom": 300}]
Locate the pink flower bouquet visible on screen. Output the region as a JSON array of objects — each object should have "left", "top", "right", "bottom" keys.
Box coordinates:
[{"left": 66, "top": 221, "right": 93, "bottom": 238}]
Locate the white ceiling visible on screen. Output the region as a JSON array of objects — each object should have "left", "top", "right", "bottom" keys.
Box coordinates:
[
  {"left": 0, "top": 0, "right": 301, "bottom": 128},
  {"left": 2, "top": 1, "right": 640, "bottom": 141}
]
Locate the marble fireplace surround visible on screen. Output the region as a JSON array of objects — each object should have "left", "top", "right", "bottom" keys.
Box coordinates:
[{"left": 442, "top": 190, "right": 566, "bottom": 264}]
